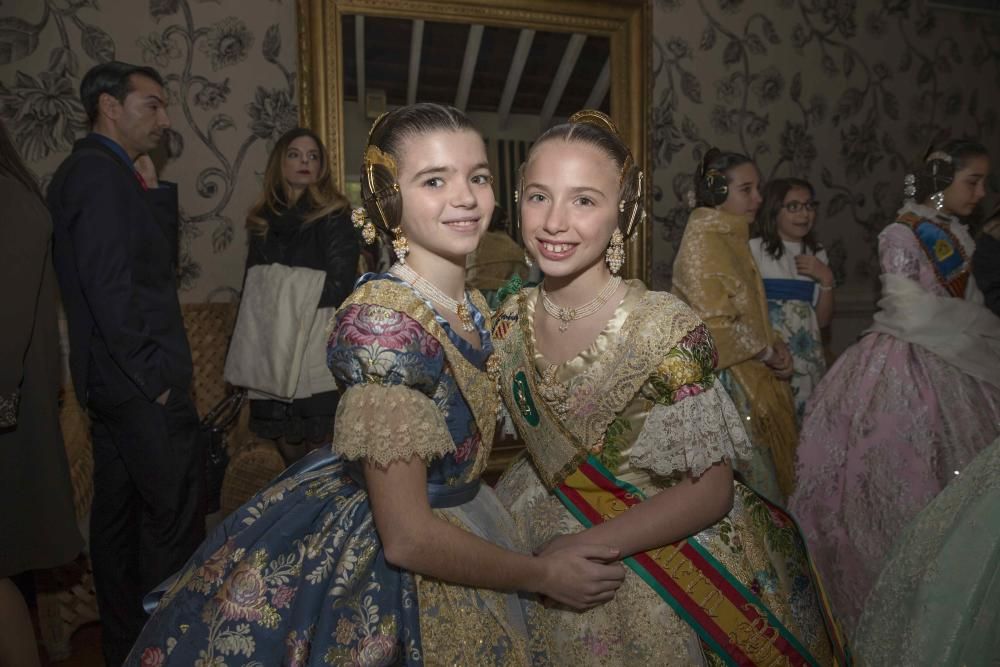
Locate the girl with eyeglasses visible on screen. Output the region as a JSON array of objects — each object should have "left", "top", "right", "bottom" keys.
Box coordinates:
[{"left": 750, "top": 178, "right": 834, "bottom": 421}]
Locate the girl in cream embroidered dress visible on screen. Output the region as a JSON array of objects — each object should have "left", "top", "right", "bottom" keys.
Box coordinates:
[{"left": 496, "top": 281, "right": 838, "bottom": 666}]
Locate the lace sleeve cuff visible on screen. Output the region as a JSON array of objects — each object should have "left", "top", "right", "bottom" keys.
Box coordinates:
[
  {"left": 332, "top": 383, "right": 455, "bottom": 467},
  {"left": 629, "top": 383, "right": 752, "bottom": 480}
]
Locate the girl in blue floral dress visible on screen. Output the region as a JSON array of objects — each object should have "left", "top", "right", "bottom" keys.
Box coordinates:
[
  {"left": 125, "top": 103, "right": 624, "bottom": 667},
  {"left": 750, "top": 178, "right": 834, "bottom": 421}
]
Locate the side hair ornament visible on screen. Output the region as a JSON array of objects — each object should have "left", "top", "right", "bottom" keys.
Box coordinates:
[
  {"left": 352, "top": 113, "right": 400, "bottom": 245},
  {"left": 567, "top": 109, "right": 647, "bottom": 239}
]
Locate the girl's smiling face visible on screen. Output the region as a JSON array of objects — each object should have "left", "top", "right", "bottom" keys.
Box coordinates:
[{"left": 520, "top": 139, "right": 620, "bottom": 281}]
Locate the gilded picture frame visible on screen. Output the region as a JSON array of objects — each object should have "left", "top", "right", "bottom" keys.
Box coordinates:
[{"left": 296, "top": 0, "right": 652, "bottom": 281}]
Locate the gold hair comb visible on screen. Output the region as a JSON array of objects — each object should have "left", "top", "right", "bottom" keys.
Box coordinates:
[
  {"left": 364, "top": 144, "right": 398, "bottom": 181},
  {"left": 569, "top": 109, "right": 621, "bottom": 137},
  {"left": 569, "top": 109, "right": 634, "bottom": 186}
]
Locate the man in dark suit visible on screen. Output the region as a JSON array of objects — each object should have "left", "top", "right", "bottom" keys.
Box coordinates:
[{"left": 47, "top": 61, "right": 204, "bottom": 665}]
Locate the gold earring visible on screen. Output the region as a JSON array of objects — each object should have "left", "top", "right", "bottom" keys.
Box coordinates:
[
  {"left": 351, "top": 206, "right": 377, "bottom": 245},
  {"left": 524, "top": 251, "right": 533, "bottom": 268},
  {"left": 605, "top": 228, "right": 624, "bottom": 275},
  {"left": 392, "top": 227, "right": 409, "bottom": 263}
]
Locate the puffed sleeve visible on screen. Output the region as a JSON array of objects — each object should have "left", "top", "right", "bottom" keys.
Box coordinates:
[
  {"left": 878, "top": 223, "right": 923, "bottom": 281},
  {"left": 629, "top": 324, "right": 752, "bottom": 480},
  {"left": 327, "top": 302, "right": 456, "bottom": 466}
]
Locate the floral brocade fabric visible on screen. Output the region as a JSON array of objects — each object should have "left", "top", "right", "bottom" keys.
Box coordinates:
[
  {"left": 495, "top": 282, "right": 837, "bottom": 666},
  {"left": 125, "top": 274, "right": 546, "bottom": 666},
  {"left": 749, "top": 239, "right": 830, "bottom": 423}
]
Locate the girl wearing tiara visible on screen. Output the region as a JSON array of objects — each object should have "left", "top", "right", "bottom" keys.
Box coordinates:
[
  {"left": 494, "top": 112, "right": 846, "bottom": 666},
  {"left": 671, "top": 150, "right": 799, "bottom": 504},
  {"left": 126, "top": 104, "right": 628, "bottom": 666},
  {"left": 790, "top": 139, "right": 1000, "bottom": 632},
  {"left": 750, "top": 178, "right": 834, "bottom": 421}
]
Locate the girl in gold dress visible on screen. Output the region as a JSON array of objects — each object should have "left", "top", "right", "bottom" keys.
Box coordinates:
[{"left": 494, "top": 111, "right": 847, "bottom": 666}]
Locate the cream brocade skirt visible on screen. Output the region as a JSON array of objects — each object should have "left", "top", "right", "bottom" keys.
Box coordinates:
[
  {"left": 417, "top": 486, "right": 552, "bottom": 665},
  {"left": 496, "top": 456, "right": 838, "bottom": 666},
  {"left": 497, "top": 456, "right": 709, "bottom": 665}
]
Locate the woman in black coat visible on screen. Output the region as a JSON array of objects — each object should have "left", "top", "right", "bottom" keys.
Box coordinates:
[
  {"left": 0, "top": 120, "right": 82, "bottom": 666},
  {"left": 242, "top": 128, "right": 360, "bottom": 461}
]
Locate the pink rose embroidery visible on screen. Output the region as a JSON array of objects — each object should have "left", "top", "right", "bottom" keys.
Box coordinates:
[
  {"left": 352, "top": 634, "right": 398, "bottom": 666},
  {"left": 337, "top": 305, "right": 440, "bottom": 357},
  {"left": 140, "top": 646, "right": 165, "bottom": 667},
  {"left": 272, "top": 584, "right": 296, "bottom": 609},
  {"left": 194, "top": 537, "right": 235, "bottom": 588},
  {"left": 216, "top": 561, "right": 269, "bottom": 622},
  {"left": 673, "top": 383, "right": 705, "bottom": 403},
  {"left": 453, "top": 433, "right": 480, "bottom": 463}
]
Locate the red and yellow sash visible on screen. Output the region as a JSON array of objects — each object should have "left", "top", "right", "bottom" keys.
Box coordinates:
[{"left": 556, "top": 457, "right": 850, "bottom": 667}]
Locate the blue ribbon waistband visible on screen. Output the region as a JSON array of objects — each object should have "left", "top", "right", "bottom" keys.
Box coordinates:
[
  {"left": 763, "top": 278, "right": 815, "bottom": 302},
  {"left": 346, "top": 464, "right": 480, "bottom": 509}
]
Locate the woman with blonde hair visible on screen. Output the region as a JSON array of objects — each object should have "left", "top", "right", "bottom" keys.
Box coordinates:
[{"left": 226, "top": 127, "right": 360, "bottom": 462}]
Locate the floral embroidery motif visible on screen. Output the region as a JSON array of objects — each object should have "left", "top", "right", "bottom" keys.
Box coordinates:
[{"left": 337, "top": 303, "right": 442, "bottom": 359}]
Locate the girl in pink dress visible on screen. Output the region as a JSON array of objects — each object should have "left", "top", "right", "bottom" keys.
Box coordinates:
[{"left": 789, "top": 139, "right": 1000, "bottom": 633}]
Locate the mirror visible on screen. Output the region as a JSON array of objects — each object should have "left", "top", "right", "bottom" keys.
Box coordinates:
[{"left": 296, "top": 0, "right": 651, "bottom": 280}]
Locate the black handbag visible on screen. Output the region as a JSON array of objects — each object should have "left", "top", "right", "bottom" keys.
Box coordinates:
[{"left": 200, "top": 388, "right": 247, "bottom": 513}]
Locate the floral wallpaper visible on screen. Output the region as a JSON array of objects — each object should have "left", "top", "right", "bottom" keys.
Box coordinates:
[
  {"left": 0, "top": 0, "right": 297, "bottom": 302},
  {"left": 649, "top": 0, "right": 1000, "bottom": 294},
  {"left": 2, "top": 0, "right": 998, "bottom": 302}
]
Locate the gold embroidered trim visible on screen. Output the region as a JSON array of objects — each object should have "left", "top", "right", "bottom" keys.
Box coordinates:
[
  {"left": 497, "top": 282, "right": 704, "bottom": 487},
  {"left": 338, "top": 280, "right": 498, "bottom": 479},
  {"left": 332, "top": 383, "right": 455, "bottom": 466},
  {"left": 671, "top": 207, "right": 773, "bottom": 368}
]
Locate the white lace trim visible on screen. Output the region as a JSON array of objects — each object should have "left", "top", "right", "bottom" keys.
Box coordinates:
[
  {"left": 629, "top": 384, "right": 752, "bottom": 479},
  {"left": 332, "top": 383, "right": 455, "bottom": 467}
]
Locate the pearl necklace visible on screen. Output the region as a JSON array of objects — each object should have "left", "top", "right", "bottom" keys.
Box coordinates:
[
  {"left": 541, "top": 275, "right": 622, "bottom": 332},
  {"left": 389, "top": 263, "right": 475, "bottom": 332}
]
